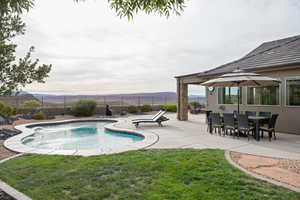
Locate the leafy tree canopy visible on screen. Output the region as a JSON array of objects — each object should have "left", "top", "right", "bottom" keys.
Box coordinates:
[
  {"left": 76, "top": 0, "right": 186, "bottom": 19},
  {"left": 0, "top": 0, "right": 33, "bottom": 15},
  {"left": 0, "top": 0, "right": 51, "bottom": 95}
]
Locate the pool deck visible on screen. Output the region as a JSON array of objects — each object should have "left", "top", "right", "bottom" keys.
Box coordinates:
[
  {"left": 3, "top": 113, "right": 300, "bottom": 159},
  {"left": 116, "top": 113, "right": 300, "bottom": 160}
]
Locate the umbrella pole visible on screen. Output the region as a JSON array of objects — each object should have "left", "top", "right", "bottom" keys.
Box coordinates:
[{"left": 237, "top": 84, "right": 240, "bottom": 114}]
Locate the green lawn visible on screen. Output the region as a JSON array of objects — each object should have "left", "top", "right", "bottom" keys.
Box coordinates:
[{"left": 0, "top": 149, "right": 299, "bottom": 200}]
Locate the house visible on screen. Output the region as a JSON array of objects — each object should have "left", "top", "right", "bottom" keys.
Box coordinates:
[{"left": 175, "top": 35, "right": 300, "bottom": 134}]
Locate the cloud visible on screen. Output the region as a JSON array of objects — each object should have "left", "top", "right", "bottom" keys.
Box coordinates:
[{"left": 13, "top": 0, "right": 300, "bottom": 95}]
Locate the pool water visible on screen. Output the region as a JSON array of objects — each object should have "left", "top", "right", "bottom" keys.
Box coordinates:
[{"left": 22, "top": 121, "right": 144, "bottom": 150}]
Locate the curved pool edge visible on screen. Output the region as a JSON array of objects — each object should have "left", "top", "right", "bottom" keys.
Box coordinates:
[{"left": 4, "top": 118, "right": 159, "bottom": 156}]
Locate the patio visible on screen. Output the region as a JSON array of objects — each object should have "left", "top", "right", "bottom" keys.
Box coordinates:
[{"left": 115, "top": 113, "right": 300, "bottom": 159}]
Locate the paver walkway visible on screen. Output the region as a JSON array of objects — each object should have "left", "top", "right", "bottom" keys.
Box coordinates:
[{"left": 231, "top": 152, "right": 300, "bottom": 189}]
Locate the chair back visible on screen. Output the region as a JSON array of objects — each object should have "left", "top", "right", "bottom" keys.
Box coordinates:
[
  {"left": 245, "top": 111, "right": 256, "bottom": 116},
  {"left": 259, "top": 112, "right": 271, "bottom": 118},
  {"left": 153, "top": 111, "right": 166, "bottom": 121},
  {"left": 210, "top": 113, "right": 221, "bottom": 125},
  {"left": 152, "top": 110, "right": 163, "bottom": 120},
  {"left": 268, "top": 114, "right": 279, "bottom": 129},
  {"left": 237, "top": 114, "right": 249, "bottom": 128},
  {"left": 223, "top": 113, "right": 235, "bottom": 127},
  {"left": 206, "top": 111, "right": 212, "bottom": 124},
  {"left": 233, "top": 110, "right": 238, "bottom": 118}
]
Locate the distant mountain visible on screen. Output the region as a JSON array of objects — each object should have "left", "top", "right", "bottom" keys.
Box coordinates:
[
  {"left": 27, "top": 92, "right": 206, "bottom": 106},
  {"left": 31, "top": 92, "right": 178, "bottom": 97}
]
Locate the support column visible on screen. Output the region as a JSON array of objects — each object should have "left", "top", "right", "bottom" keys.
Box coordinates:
[{"left": 177, "top": 79, "right": 188, "bottom": 120}]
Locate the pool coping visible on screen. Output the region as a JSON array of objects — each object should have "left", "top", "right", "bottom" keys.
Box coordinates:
[{"left": 4, "top": 118, "right": 159, "bottom": 156}]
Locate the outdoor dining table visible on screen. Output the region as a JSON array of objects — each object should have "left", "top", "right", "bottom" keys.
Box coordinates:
[
  {"left": 248, "top": 115, "right": 270, "bottom": 141},
  {"left": 208, "top": 114, "right": 270, "bottom": 141}
]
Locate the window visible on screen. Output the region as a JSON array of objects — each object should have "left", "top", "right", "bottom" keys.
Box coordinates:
[
  {"left": 218, "top": 87, "right": 242, "bottom": 104},
  {"left": 286, "top": 77, "right": 300, "bottom": 106},
  {"left": 247, "top": 86, "right": 280, "bottom": 105}
]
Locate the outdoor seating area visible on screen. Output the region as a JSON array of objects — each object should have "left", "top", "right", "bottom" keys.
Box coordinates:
[{"left": 207, "top": 111, "right": 278, "bottom": 141}]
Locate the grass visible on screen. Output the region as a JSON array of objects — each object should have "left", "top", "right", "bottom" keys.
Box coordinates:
[{"left": 0, "top": 149, "right": 299, "bottom": 200}]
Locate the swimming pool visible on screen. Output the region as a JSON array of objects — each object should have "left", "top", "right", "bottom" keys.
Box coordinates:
[
  {"left": 22, "top": 121, "right": 144, "bottom": 150},
  {"left": 4, "top": 119, "right": 158, "bottom": 156}
]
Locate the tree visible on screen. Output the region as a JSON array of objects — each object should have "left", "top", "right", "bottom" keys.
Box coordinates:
[
  {"left": 76, "top": 0, "right": 186, "bottom": 19},
  {"left": 0, "top": 0, "right": 52, "bottom": 95}
]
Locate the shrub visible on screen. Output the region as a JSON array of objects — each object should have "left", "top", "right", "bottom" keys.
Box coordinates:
[
  {"left": 71, "top": 99, "right": 97, "bottom": 117},
  {"left": 20, "top": 100, "right": 41, "bottom": 109},
  {"left": 141, "top": 104, "right": 152, "bottom": 112},
  {"left": 0, "top": 101, "right": 5, "bottom": 111},
  {"left": 32, "top": 112, "right": 46, "bottom": 120},
  {"left": 0, "top": 101, "right": 14, "bottom": 118},
  {"left": 11, "top": 106, "right": 18, "bottom": 115},
  {"left": 163, "top": 104, "right": 177, "bottom": 112},
  {"left": 128, "top": 105, "right": 137, "bottom": 114},
  {"left": 190, "top": 101, "right": 200, "bottom": 106}
]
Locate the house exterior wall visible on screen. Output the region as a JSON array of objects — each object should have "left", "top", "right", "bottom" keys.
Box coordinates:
[{"left": 206, "top": 66, "right": 300, "bottom": 135}]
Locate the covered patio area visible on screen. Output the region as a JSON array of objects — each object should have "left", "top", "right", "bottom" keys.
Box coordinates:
[{"left": 176, "top": 73, "right": 209, "bottom": 121}]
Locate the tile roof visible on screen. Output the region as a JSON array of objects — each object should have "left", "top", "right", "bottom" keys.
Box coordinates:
[{"left": 177, "top": 35, "right": 300, "bottom": 78}]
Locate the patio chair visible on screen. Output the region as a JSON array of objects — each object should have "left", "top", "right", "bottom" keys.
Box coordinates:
[
  {"left": 223, "top": 113, "right": 236, "bottom": 136},
  {"left": 210, "top": 113, "right": 223, "bottom": 135},
  {"left": 245, "top": 111, "right": 256, "bottom": 126},
  {"left": 233, "top": 110, "right": 238, "bottom": 118},
  {"left": 245, "top": 111, "right": 256, "bottom": 116},
  {"left": 260, "top": 114, "right": 279, "bottom": 141},
  {"left": 132, "top": 110, "right": 169, "bottom": 128},
  {"left": 237, "top": 114, "right": 254, "bottom": 140},
  {"left": 259, "top": 112, "right": 271, "bottom": 126},
  {"left": 259, "top": 112, "right": 271, "bottom": 117},
  {"left": 206, "top": 111, "right": 212, "bottom": 132}
]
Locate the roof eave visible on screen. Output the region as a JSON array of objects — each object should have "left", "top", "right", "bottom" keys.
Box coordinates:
[{"left": 195, "top": 62, "right": 300, "bottom": 78}]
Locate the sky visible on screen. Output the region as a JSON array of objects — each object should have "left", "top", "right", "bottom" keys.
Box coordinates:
[{"left": 16, "top": 0, "right": 300, "bottom": 95}]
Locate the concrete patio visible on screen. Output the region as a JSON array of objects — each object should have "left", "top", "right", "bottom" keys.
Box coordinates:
[{"left": 115, "top": 113, "right": 300, "bottom": 159}]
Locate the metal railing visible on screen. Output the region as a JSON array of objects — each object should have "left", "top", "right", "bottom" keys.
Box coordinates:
[{"left": 0, "top": 95, "right": 206, "bottom": 108}]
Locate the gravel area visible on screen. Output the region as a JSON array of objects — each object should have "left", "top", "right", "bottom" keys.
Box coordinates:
[
  {"left": 0, "top": 141, "right": 17, "bottom": 161},
  {"left": 230, "top": 151, "right": 300, "bottom": 189},
  {"left": 0, "top": 190, "right": 15, "bottom": 200}
]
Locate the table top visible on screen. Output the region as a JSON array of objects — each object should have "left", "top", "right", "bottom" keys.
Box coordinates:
[{"left": 248, "top": 116, "right": 269, "bottom": 120}]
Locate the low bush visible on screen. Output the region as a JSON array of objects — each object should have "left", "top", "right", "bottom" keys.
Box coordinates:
[
  {"left": 141, "top": 104, "right": 152, "bottom": 112},
  {"left": 0, "top": 101, "right": 14, "bottom": 118},
  {"left": 190, "top": 101, "right": 200, "bottom": 106},
  {"left": 32, "top": 112, "right": 46, "bottom": 120},
  {"left": 163, "top": 104, "right": 177, "bottom": 112},
  {"left": 11, "top": 106, "right": 18, "bottom": 115},
  {"left": 71, "top": 99, "right": 97, "bottom": 117},
  {"left": 20, "top": 100, "right": 41, "bottom": 109},
  {"left": 128, "top": 105, "right": 137, "bottom": 114}
]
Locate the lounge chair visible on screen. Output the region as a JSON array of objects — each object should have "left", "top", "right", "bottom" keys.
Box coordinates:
[{"left": 132, "top": 110, "right": 169, "bottom": 127}]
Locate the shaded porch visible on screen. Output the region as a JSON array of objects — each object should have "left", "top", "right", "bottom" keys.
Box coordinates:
[{"left": 176, "top": 73, "right": 210, "bottom": 121}]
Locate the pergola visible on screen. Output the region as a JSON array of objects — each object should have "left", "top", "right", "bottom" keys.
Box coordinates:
[{"left": 175, "top": 72, "right": 214, "bottom": 121}]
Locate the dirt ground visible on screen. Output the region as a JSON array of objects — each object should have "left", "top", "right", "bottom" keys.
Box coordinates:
[{"left": 230, "top": 151, "right": 300, "bottom": 189}]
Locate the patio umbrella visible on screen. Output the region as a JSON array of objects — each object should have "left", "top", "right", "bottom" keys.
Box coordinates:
[{"left": 201, "top": 69, "right": 281, "bottom": 113}]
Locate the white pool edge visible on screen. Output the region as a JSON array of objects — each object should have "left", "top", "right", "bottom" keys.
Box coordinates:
[{"left": 4, "top": 118, "right": 159, "bottom": 156}]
